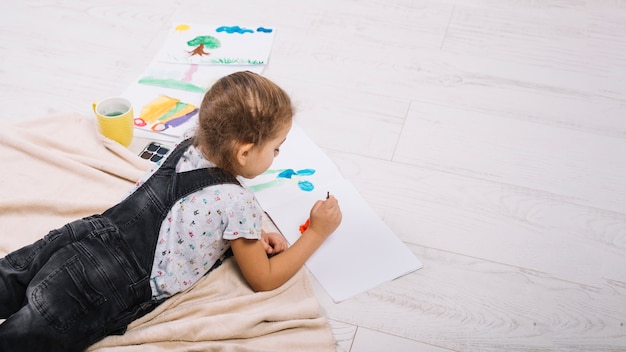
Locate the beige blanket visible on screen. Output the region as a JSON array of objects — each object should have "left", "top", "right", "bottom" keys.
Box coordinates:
[{"left": 0, "top": 113, "right": 335, "bottom": 352}]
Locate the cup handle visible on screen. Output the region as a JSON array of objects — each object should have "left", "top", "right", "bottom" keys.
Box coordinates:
[{"left": 92, "top": 102, "right": 98, "bottom": 113}]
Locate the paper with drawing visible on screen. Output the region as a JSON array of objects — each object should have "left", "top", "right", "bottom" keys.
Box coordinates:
[
  {"left": 123, "top": 83, "right": 202, "bottom": 140},
  {"left": 124, "top": 63, "right": 263, "bottom": 141},
  {"left": 156, "top": 24, "right": 276, "bottom": 65},
  {"left": 244, "top": 124, "right": 423, "bottom": 302}
]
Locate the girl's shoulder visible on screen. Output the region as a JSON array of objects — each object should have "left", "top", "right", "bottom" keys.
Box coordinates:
[
  {"left": 176, "top": 144, "right": 211, "bottom": 172},
  {"left": 176, "top": 144, "right": 257, "bottom": 202}
]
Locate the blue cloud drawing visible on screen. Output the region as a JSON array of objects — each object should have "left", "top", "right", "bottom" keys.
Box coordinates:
[{"left": 216, "top": 26, "right": 254, "bottom": 34}]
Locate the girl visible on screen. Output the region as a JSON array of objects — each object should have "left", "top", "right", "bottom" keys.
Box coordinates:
[{"left": 0, "top": 71, "right": 342, "bottom": 351}]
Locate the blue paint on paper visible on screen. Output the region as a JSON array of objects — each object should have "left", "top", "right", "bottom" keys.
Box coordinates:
[
  {"left": 250, "top": 168, "right": 316, "bottom": 193},
  {"left": 297, "top": 180, "right": 315, "bottom": 192},
  {"left": 296, "top": 169, "right": 316, "bottom": 176},
  {"left": 278, "top": 169, "right": 297, "bottom": 179},
  {"left": 216, "top": 26, "right": 254, "bottom": 34},
  {"left": 256, "top": 27, "right": 273, "bottom": 33}
]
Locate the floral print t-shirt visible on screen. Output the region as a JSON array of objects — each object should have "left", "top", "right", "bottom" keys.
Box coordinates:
[{"left": 128, "top": 144, "right": 263, "bottom": 299}]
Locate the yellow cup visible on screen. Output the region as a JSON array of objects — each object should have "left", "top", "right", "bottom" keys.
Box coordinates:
[{"left": 92, "top": 97, "right": 134, "bottom": 147}]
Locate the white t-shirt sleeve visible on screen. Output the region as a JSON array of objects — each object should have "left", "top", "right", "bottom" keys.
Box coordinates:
[{"left": 221, "top": 186, "right": 264, "bottom": 241}]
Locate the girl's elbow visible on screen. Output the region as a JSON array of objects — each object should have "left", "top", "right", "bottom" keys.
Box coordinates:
[{"left": 249, "top": 279, "right": 279, "bottom": 292}]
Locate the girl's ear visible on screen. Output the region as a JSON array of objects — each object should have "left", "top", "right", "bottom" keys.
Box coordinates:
[{"left": 235, "top": 142, "right": 255, "bottom": 167}]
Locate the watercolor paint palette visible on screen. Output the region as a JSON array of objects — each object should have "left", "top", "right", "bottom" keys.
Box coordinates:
[{"left": 138, "top": 141, "right": 171, "bottom": 163}]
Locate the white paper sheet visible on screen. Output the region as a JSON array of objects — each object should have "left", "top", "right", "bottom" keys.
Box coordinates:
[
  {"left": 244, "top": 124, "right": 423, "bottom": 302},
  {"left": 156, "top": 24, "right": 276, "bottom": 65}
]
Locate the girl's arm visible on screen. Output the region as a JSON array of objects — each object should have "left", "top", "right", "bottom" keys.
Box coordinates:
[
  {"left": 230, "top": 196, "right": 342, "bottom": 292},
  {"left": 260, "top": 230, "right": 288, "bottom": 255}
]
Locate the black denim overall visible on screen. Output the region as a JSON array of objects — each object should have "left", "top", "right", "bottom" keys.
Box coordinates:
[{"left": 0, "top": 139, "right": 239, "bottom": 352}]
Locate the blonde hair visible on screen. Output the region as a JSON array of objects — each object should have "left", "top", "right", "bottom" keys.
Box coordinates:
[{"left": 193, "top": 71, "right": 294, "bottom": 175}]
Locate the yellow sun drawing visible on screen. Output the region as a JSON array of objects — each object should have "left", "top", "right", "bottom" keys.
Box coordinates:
[{"left": 175, "top": 24, "right": 190, "bottom": 32}]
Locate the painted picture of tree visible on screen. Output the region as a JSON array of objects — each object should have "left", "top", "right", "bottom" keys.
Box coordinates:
[
  {"left": 156, "top": 23, "right": 276, "bottom": 65},
  {"left": 187, "top": 36, "right": 221, "bottom": 57}
]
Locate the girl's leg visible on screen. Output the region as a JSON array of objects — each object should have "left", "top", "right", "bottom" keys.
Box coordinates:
[
  {"left": 0, "top": 298, "right": 83, "bottom": 352},
  {"left": 0, "top": 216, "right": 152, "bottom": 350},
  {"left": 0, "top": 234, "right": 92, "bottom": 351},
  {"left": 0, "top": 226, "right": 71, "bottom": 318}
]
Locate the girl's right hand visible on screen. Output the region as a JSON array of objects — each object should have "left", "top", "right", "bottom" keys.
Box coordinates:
[
  {"left": 231, "top": 195, "right": 342, "bottom": 292},
  {"left": 306, "top": 195, "right": 342, "bottom": 239}
]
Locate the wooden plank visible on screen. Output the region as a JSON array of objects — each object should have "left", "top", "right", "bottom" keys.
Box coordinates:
[
  {"left": 351, "top": 326, "right": 454, "bottom": 352},
  {"left": 443, "top": 4, "right": 626, "bottom": 85},
  {"left": 269, "top": 77, "right": 410, "bottom": 160},
  {"left": 313, "top": 244, "right": 626, "bottom": 351},
  {"left": 393, "top": 101, "right": 626, "bottom": 214},
  {"left": 331, "top": 151, "right": 626, "bottom": 287},
  {"left": 0, "top": 1, "right": 168, "bottom": 120}
]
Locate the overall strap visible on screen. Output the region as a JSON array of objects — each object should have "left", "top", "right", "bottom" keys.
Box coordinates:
[
  {"left": 170, "top": 168, "right": 241, "bottom": 202},
  {"left": 158, "top": 139, "right": 194, "bottom": 173},
  {"left": 102, "top": 138, "right": 242, "bottom": 271},
  {"left": 152, "top": 139, "right": 241, "bottom": 210}
]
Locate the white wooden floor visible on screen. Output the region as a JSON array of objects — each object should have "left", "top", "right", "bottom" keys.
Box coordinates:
[{"left": 2, "top": 1, "right": 625, "bottom": 351}]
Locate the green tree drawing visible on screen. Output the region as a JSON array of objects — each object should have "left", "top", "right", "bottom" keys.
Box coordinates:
[{"left": 186, "top": 35, "right": 221, "bottom": 56}]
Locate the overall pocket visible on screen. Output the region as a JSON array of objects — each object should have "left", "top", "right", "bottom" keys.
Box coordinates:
[
  {"left": 71, "top": 226, "right": 150, "bottom": 313},
  {"left": 29, "top": 226, "right": 150, "bottom": 334},
  {"left": 31, "top": 255, "right": 106, "bottom": 333}
]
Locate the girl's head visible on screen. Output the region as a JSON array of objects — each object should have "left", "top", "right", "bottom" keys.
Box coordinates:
[{"left": 193, "top": 71, "right": 294, "bottom": 178}]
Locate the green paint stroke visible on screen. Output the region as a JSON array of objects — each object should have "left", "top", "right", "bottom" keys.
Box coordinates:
[
  {"left": 159, "top": 101, "right": 191, "bottom": 121},
  {"left": 261, "top": 169, "right": 287, "bottom": 175},
  {"left": 138, "top": 77, "right": 206, "bottom": 93},
  {"left": 208, "top": 58, "right": 265, "bottom": 65},
  {"left": 249, "top": 179, "right": 287, "bottom": 192}
]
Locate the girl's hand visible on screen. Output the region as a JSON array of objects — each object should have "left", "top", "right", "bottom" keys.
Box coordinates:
[
  {"left": 307, "top": 195, "right": 342, "bottom": 239},
  {"left": 261, "top": 231, "right": 288, "bottom": 255},
  {"left": 230, "top": 196, "right": 341, "bottom": 292}
]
